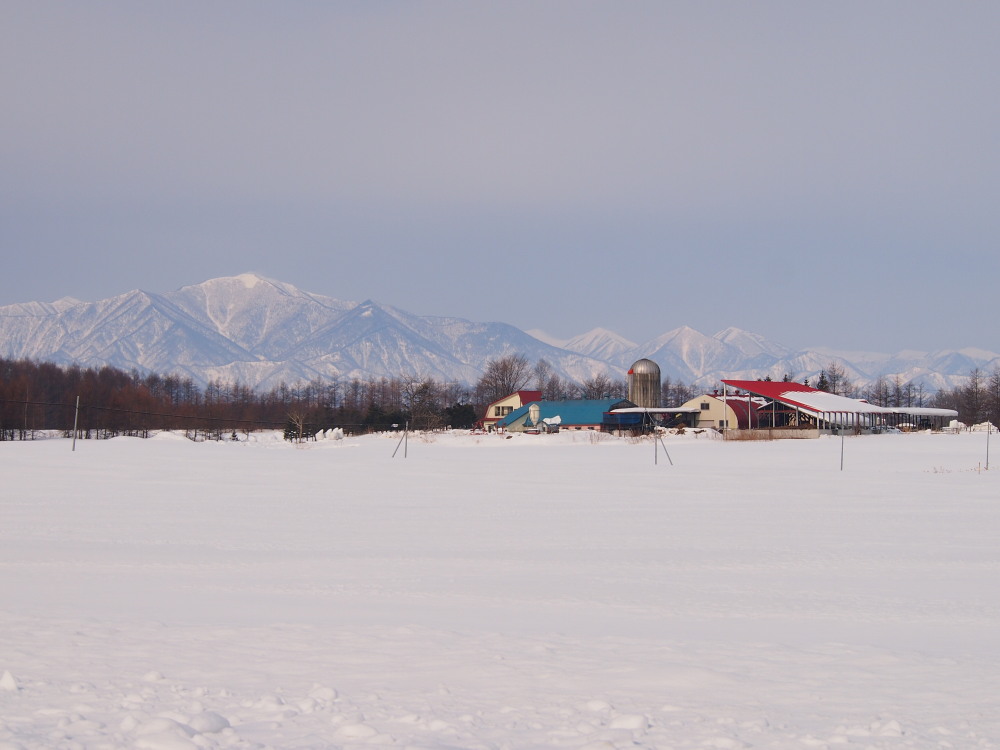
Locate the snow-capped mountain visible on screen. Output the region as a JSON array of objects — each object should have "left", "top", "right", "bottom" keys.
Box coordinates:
[
  {"left": 714, "top": 326, "right": 792, "bottom": 360},
  {"left": 561, "top": 328, "right": 639, "bottom": 362},
  {"left": 0, "top": 273, "right": 996, "bottom": 391},
  {"left": 0, "top": 274, "right": 619, "bottom": 390},
  {"left": 167, "top": 273, "right": 355, "bottom": 358}
]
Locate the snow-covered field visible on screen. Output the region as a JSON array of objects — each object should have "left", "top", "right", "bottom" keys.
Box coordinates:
[{"left": 2, "top": 429, "right": 998, "bottom": 750}]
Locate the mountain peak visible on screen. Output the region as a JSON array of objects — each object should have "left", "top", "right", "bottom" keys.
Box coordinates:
[
  {"left": 234, "top": 272, "right": 268, "bottom": 288},
  {"left": 0, "top": 273, "right": 987, "bottom": 392},
  {"left": 713, "top": 327, "right": 790, "bottom": 359},
  {"left": 562, "top": 327, "right": 637, "bottom": 361},
  {"left": 644, "top": 325, "right": 713, "bottom": 348},
  {"left": 180, "top": 272, "right": 291, "bottom": 296}
]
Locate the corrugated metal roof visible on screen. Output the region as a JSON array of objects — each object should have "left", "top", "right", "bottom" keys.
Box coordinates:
[
  {"left": 498, "top": 398, "right": 633, "bottom": 428},
  {"left": 722, "top": 380, "right": 890, "bottom": 416},
  {"left": 711, "top": 381, "right": 958, "bottom": 423}
]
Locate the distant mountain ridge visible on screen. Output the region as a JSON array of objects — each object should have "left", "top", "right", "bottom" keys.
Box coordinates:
[{"left": 1, "top": 273, "right": 995, "bottom": 392}]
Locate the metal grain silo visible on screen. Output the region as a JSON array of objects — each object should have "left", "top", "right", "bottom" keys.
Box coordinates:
[{"left": 627, "top": 358, "right": 661, "bottom": 408}]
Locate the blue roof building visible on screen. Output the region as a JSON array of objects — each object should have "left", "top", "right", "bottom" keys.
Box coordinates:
[{"left": 495, "top": 398, "right": 634, "bottom": 432}]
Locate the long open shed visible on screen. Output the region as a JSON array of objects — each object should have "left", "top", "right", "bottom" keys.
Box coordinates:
[{"left": 721, "top": 380, "right": 957, "bottom": 432}]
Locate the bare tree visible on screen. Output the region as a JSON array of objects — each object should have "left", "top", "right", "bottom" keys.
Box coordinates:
[
  {"left": 533, "top": 359, "right": 554, "bottom": 391},
  {"left": 988, "top": 366, "right": 1000, "bottom": 428},
  {"left": 286, "top": 410, "right": 307, "bottom": 442},
  {"left": 401, "top": 375, "right": 444, "bottom": 430},
  {"left": 542, "top": 372, "right": 565, "bottom": 400},
  {"left": 476, "top": 354, "right": 532, "bottom": 404},
  {"left": 824, "top": 361, "right": 854, "bottom": 397},
  {"left": 890, "top": 375, "right": 906, "bottom": 407},
  {"left": 963, "top": 368, "right": 987, "bottom": 425},
  {"left": 662, "top": 376, "right": 697, "bottom": 406},
  {"left": 580, "top": 373, "right": 614, "bottom": 399},
  {"left": 862, "top": 376, "right": 891, "bottom": 407}
]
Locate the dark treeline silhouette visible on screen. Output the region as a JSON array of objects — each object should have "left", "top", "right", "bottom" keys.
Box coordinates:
[
  {"left": 1, "top": 354, "right": 712, "bottom": 442},
  {"left": 929, "top": 366, "right": 1000, "bottom": 428},
  {"left": 12, "top": 355, "right": 990, "bottom": 441},
  {"left": 808, "top": 360, "right": 999, "bottom": 427},
  {"left": 0, "top": 358, "right": 479, "bottom": 441}
]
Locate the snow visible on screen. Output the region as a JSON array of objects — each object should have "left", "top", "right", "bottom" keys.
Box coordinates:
[
  {"left": 526, "top": 328, "right": 569, "bottom": 347},
  {"left": 234, "top": 272, "right": 264, "bottom": 289},
  {"left": 775, "top": 388, "right": 892, "bottom": 414},
  {"left": 2, "top": 430, "right": 999, "bottom": 749}
]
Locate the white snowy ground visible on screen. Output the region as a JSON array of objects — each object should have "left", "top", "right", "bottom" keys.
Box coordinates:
[{"left": 1, "top": 429, "right": 998, "bottom": 750}]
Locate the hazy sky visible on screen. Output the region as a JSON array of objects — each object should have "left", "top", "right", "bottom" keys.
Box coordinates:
[{"left": 3, "top": 2, "right": 998, "bottom": 353}]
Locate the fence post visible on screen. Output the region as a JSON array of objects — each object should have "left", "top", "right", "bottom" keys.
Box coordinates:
[{"left": 72, "top": 396, "right": 80, "bottom": 452}]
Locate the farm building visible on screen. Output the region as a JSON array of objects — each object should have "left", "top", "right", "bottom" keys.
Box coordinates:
[
  {"left": 720, "top": 380, "right": 958, "bottom": 433},
  {"left": 679, "top": 392, "right": 768, "bottom": 430},
  {"left": 496, "top": 398, "right": 635, "bottom": 433},
  {"left": 604, "top": 405, "right": 702, "bottom": 433},
  {"left": 480, "top": 390, "right": 542, "bottom": 432}
]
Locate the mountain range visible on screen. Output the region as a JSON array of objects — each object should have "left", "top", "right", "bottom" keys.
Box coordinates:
[{"left": 1, "top": 273, "right": 995, "bottom": 393}]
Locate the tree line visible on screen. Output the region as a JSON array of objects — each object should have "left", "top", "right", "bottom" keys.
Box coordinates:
[
  {"left": 928, "top": 366, "right": 1000, "bottom": 427},
  {"left": 808, "top": 360, "right": 999, "bottom": 427},
  {"left": 0, "top": 357, "right": 479, "bottom": 441},
  {"left": 32, "top": 353, "right": 979, "bottom": 442},
  {"left": 0, "top": 354, "right": 705, "bottom": 441}
]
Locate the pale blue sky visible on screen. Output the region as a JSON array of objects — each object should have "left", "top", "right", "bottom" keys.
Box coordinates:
[{"left": 2, "top": 2, "right": 998, "bottom": 353}]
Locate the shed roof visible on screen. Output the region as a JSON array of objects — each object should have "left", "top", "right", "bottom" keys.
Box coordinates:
[
  {"left": 497, "top": 398, "right": 634, "bottom": 428},
  {"left": 722, "top": 380, "right": 891, "bottom": 415},
  {"left": 721, "top": 380, "right": 958, "bottom": 420},
  {"left": 610, "top": 406, "right": 701, "bottom": 414}
]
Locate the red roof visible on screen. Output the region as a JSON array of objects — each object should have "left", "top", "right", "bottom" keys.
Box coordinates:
[
  {"left": 483, "top": 390, "right": 542, "bottom": 411},
  {"left": 721, "top": 380, "right": 835, "bottom": 414},
  {"left": 723, "top": 380, "right": 816, "bottom": 396},
  {"left": 720, "top": 397, "right": 763, "bottom": 428}
]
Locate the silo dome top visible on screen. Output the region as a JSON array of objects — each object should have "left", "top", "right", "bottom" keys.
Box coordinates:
[{"left": 628, "top": 358, "right": 660, "bottom": 375}]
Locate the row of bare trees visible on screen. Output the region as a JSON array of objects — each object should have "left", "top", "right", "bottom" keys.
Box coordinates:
[
  {"left": 930, "top": 366, "right": 1000, "bottom": 427},
  {"left": 474, "top": 353, "right": 701, "bottom": 407},
  {"left": 812, "top": 361, "right": 932, "bottom": 407},
  {"left": 475, "top": 354, "right": 631, "bottom": 403},
  {"left": 0, "top": 358, "right": 480, "bottom": 440},
  {"left": 810, "top": 360, "right": 1000, "bottom": 426},
  {"left": 1, "top": 354, "right": 708, "bottom": 441}
]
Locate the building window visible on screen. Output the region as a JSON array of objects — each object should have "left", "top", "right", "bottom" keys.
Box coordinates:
[{"left": 700, "top": 402, "right": 710, "bottom": 410}]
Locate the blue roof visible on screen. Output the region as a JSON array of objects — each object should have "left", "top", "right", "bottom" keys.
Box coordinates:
[{"left": 496, "top": 398, "right": 632, "bottom": 428}]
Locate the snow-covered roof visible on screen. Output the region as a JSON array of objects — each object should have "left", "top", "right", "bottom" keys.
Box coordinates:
[
  {"left": 892, "top": 407, "right": 959, "bottom": 417},
  {"left": 723, "top": 380, "right": 891, "bottom": 415},
  {"left": 610, "top": 407, "right": 702, "bottom": 414},
  {"left": 777, "top": 390, "right": 892, "bottom": 415},
  {"left": 722, "top": 380, "right": 958, "bottom": 419}
]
